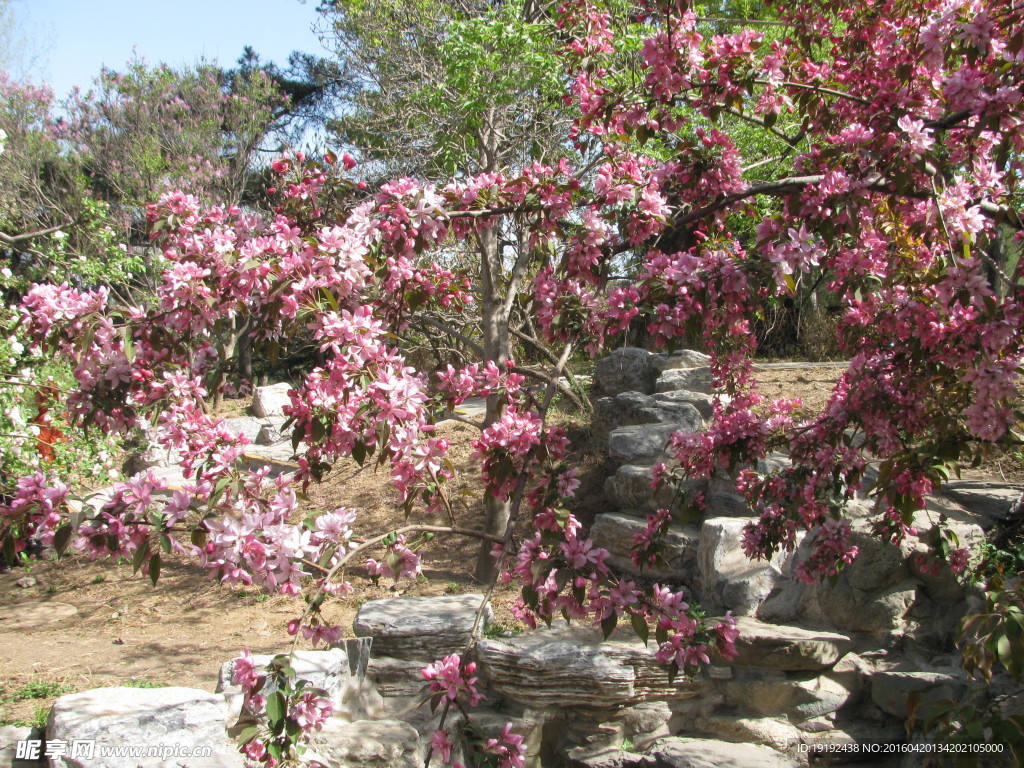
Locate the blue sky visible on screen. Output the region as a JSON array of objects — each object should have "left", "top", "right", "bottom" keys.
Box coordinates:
[{"left": 11, "top": 0, "right": 328, "bottom": 98}]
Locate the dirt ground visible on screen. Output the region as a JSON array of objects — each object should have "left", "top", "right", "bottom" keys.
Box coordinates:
[{"left": 0, "top": 363, "right": 1012, "bottom": 726}]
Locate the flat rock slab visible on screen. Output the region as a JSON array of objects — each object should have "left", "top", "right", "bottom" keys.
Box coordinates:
[
  {"left": 477, "top": 625, "right": 713, "bottom": 709},
  {"left": 47, "top": 686, "right": 240, "bottom": 768},
  {"left": 651, "top": 737, "right": 797, "bottom": 767},
  {"left": 0, "top": 602, "right": 78, "bottom": 630},
  {"left": 353, "top": 594, "right": 491, "bottom": 661},
  {"left": 730, "top": 618, "right": 855, "bottom": 671},
  {"left": 941, "top": 481, "right": 1023, "bottom": 522}
]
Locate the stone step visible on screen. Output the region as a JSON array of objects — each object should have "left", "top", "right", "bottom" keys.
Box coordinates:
[
  {"left": 476, "top": 625, "right": 713, "bottom": 709},
  {"left": 728, "top": 618, "right": 856, "bottom": 671},
  {"left": 353, "top": 593, "right": 492, "bottom": 662}
]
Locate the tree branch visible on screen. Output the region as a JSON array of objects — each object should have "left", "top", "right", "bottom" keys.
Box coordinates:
[{"left": 0, "top": 221, "right": 75, "bottom": 247}]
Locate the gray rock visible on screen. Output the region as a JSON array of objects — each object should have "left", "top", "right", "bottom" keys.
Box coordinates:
[
  {"left": 593, "top": 348, "right": 657, "bottom": 397},
  {"left": 820, "top": 581, "right": 918, "bottom": 636},
  {"left": 0, "top": 726, "right": 36, "bottom": 768},
  {"left": 255, "top": 424, "right": 282, "bottom": 445},
  {"left": 220, "top": 416, "right": 282, "bottom": 444},
  {"left": 251, "top": 382, "right": 293, "bottom": 418},
  {"left": 307, "top": 718, "right": 424, "bottom": 768},
  {"left": 729, "top": 618, "right": 855, "bottom": 671},
  {"left": 702, "top": 491, "right": 752, "bottom": 518},
  {"left": 652, "top": 736, "right": 798, "bottom": 767},
  {"left": 604, "top": 465, "right": 706, "bottom": 515},
  {"left": 364, "top": 656, "right": 429, "bottom": 699},
  {"left": 590, "top": 512, "right": 700, "bottom": 581},
  {"left": 604, "top": 464, "right": 659, "bottom": 512},
  {"left": 689, "top": 716, "right": 801, "bottom": 752},
  {"left": 724, "top": 673, "right": 855, "bottom": 721},
  {"left": 655, "top": 368, "right": 716, "bottom": 395},
  {"left": 565, "top": 747, "right": 655, "bottom": 768},
  {"left": 608, "top": 424, "right": 682, "bottom": 467},
  {"left": 353, "top": 594, "right": 491, "bottom": 661},
  {"left": 619, "top": 701, "right": 673, "bottom": 747},
  {"left": 46, "top": 687, "right": 240, "bottom": 768},
  {"left": 650, "top": 350, "right": 712, "bottom": 373},
  {"left": 653, "top": 390, "right": 716, "bottom": 420},
  {"left": 216, "top": 643, "right": 371, "bottom": 721},
  {"left": 941, "top": 481, "right": 1023, "bottom": 522},
  {"left": 799, "top": 721, "right": 907, "bottom": 762},
  {"left": 697, "top": 518, "right": 783, "bottom": 615},
  {"left": 869, "top": 670, "right": 968, "bottom": 720},
  {"left": 477, "top": 626, "right": 714, "bottom": 708},
  {"left": 593, "top": 393, "right": 703, "bottom": 441}
]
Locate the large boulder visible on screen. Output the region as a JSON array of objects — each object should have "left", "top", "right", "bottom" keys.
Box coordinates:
[
  {"left": 353, "top": 594, "right": 492, "bottom": 661},
  {"left": 593, "top": 348, "right": 657, "bottom": 397},
  {"left": 476, "top": 626, "right": 714, "bottom": 709},
  {"left": 593, "top": 392, "right": 704, "bottom": 441},
  {"left": 590, "top": 512, "right": 700, "bottom": 581},
  {"left": 251, "top": 382, "right": 293, "bottom": 418},
  {"left": 46, "top": 687, "right": 241, "bottom": 768}
]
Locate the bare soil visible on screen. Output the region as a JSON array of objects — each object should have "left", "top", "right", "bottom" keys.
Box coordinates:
[{"left": 0, "top": 363, "right": 1014, "bottom": 725}]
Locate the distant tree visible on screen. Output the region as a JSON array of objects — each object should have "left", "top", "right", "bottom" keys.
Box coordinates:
[{"left": 60, "top": 59, "right": 289, "bottom": 244}]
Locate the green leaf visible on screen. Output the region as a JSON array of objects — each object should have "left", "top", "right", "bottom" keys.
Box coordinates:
[
  {"left": 601, "top": 611, "right": 618, "bottom": 640},
  {"left": 53, "top": 524, "right": 73, "bottom": 558},
  {"left": 265, "top": 691, "right": 286, "bottom": 728},
  {"left": 236, "top": 725, "right": 260, "bottom": 746},
  {"left": 149, "top": 552, "right": 161, "bottom": 586},
  {"left": 352, "top": 440, "right": 367, "bottom": 467},
  {"left": 630, "top": 611, "right": 650, "bottom": 646},
  {"left": 132, "top": 539, "right": 151, "bottom": 574}
]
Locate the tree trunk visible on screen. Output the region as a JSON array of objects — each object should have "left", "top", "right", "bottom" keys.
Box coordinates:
[{"left": 474, "top": 218, "right": 512, "bottom": 583}]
